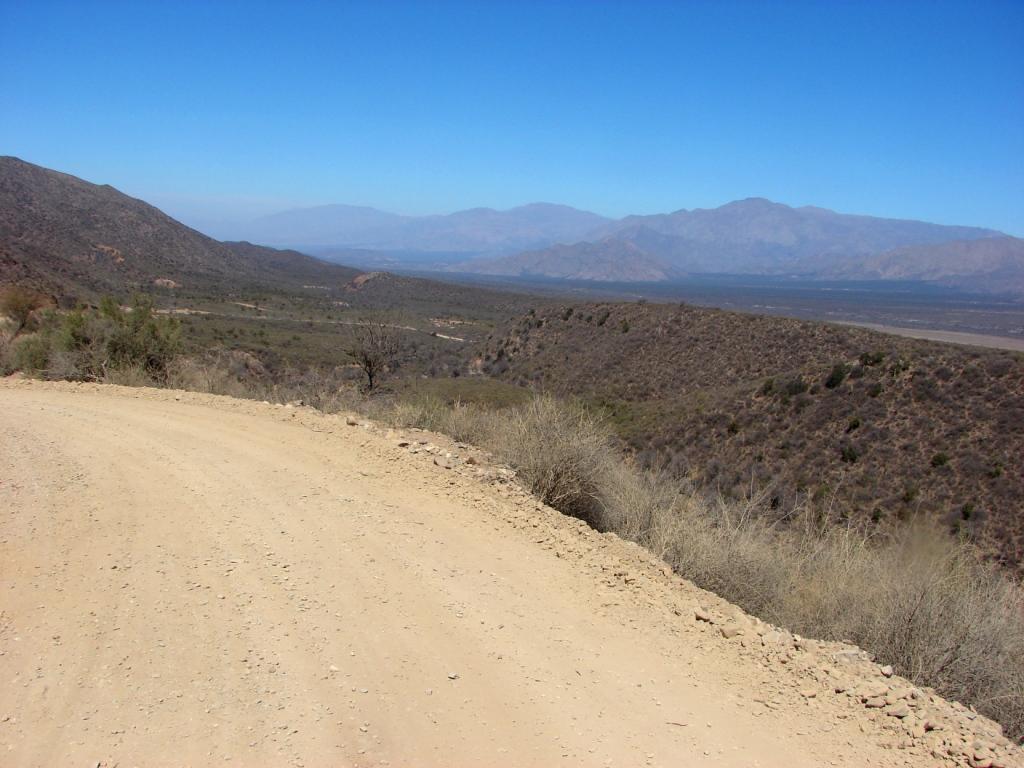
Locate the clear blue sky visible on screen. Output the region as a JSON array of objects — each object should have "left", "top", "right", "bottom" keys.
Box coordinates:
[{"left": 1, "top": 0, "right": 1022, "bottom": 235}]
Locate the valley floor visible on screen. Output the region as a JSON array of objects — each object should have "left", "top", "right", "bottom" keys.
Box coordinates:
[
  {"left": 0, "top": 380, "right": 1011, "bottom": 767},
  {"left": 835, "top": 321, "right": 1024, "bottom": 352}
]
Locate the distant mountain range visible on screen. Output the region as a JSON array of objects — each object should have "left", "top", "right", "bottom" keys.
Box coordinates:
[
  {"left": 245, "top": 202, "right": 610, "bottom": 254},
  {"left": 230, "top": 196, "right": 1023, "bottom": 297},
  {"left": 453, "top": 198, "right": 1024, "bottom": 295},
  {"left": 820, "top": 236, "right": 1024, "bottom": 295},
  {"left": 3, "top": 156, "right": 1022, "bottom": 299},
  {"left": 0, "top": 156, "right": 362, "bottom": 298}
]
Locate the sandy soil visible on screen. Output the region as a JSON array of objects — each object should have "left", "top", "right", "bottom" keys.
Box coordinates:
[
  {"left": 0, "top": 380, "right": 1012, "bottom": 767},
  {"left": 836, "top": 321, "right": 1024, "bottom": 352}
]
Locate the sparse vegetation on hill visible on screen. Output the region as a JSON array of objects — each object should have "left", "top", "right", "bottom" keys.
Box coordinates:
[
  {"left": 480, "top": 301, "right": 1024, "bottom": 571},
  {"left": 0, "top": 156, "right": 362, "bottom": 299},
  {"left": 4, "top": 295, "right": 1024, "bottom": 739},
  {"left": 365, "top": 393, "right": 1024, "bottom": 740}
]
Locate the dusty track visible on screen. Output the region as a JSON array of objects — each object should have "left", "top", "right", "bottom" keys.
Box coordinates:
[{"left": 0, "top": 381, "right": 1012, "bottom": 767}]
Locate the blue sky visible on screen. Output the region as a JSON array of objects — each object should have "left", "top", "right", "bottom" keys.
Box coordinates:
[{"left": 1, "top": 0, "right": 1022, "bottom": 235}]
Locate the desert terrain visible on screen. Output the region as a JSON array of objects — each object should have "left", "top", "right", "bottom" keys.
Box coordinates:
[{"left": 1, "top": 380, "right": 1018, "bottom": 767}]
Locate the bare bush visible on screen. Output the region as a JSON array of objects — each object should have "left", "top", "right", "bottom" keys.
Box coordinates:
[
  {"left": 345, "top": 321, "right": 400, "bottom": 391},
  {"left": 102, "top": 364, "right": 157, "bottom": 387},
  {"left": 395, "top": 391, "right": 1024, "bottom": 738},
  {"left": 484, "top": 395, "right": 610, "bottom": 526}
]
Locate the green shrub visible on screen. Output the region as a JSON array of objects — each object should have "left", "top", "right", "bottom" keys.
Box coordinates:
[
  {"left": 0, "top": 285, "right": 49, "bottom": 336},
  {"left": 824, "top": 363, "right": 849, "bottom": 389},
  {"left": 784, "top": 376, "right": 808, "bottom": 396},
  {"left": 888, "top": 358, "right": 911, "bottom": 377},
  {"left": 3, "top": 295, "right": 180, "bottom": 382},
  {"left": 10, "top": 333, "right": 50, "bottom": 373},
  {"left": 931, "top": 452, "right": 950, "bottom": 468}
]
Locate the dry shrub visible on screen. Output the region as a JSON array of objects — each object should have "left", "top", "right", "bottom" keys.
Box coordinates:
[
  {"left": 485, "top": 395, "right": 610, "bottom": 526},
  {"left": 102, "top": 364, "right": 156, "bottom": 387},
  {"left": 784, "top": 525, "right": 1024, "bottom": 735},
  {"left": 419, "top": 392, "right": 1024, "bottom": 739},
  {"left": 656, "top": 490, "right": 1024, "bottom": 738},
  {"left": 597, "top": 462, "right": 682, "bottom": 556},
  {"left": 168, "top": 353, "right": 363, "bottom": 414},
  {"left": 167, "top": 354, "right": 263, "bottom": 399},
  {"left": 382, "top": 396, "right": 492, "bottom": 445},
  {"left": 268, "top": 367, "right": 360, "bottom": 413},
  {"left": 381, "top": 396, "right": 456, "bottom": 433}
]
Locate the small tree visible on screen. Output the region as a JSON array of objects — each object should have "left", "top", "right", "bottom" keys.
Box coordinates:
[
  {"left": 345, "top": 321, "right": 399, "bottom": 391},
  {"left": 0, "top": 286, "right": 48, "bottom": 337}
]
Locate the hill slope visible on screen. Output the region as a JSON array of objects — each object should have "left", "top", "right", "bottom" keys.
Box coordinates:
[
  {"left": 479, "top": 301, "right": 1024, "bottom": 569},
  {"left": 0, "top": 156, "right": 362, "bottom": 298}
]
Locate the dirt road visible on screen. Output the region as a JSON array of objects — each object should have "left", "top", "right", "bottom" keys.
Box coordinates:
[{"left": 0, "top": 381, "right": 1000, "bottom": 767}]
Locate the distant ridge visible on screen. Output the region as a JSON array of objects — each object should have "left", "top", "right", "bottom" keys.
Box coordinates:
[
  {"left": 244, "top": 201, "right": 611, "bottom": 253},
  {"left": 822, "top": 236, "right": 1024, "bottom": 296},
  {"left": 455, "top": 198, "right": 1015, "bottom": 295}
]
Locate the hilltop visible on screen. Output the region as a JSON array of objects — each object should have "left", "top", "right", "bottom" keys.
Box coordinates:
[{"left": 0, "top": 156, "right": 364, "bottom": 300}]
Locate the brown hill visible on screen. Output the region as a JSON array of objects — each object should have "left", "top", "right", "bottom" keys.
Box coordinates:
[
  {"left": 479, "top": 301, "right": 1024, "bottom": 569},
  {"left": 0, "top": 156, "right": 361, "bottom": 299}
]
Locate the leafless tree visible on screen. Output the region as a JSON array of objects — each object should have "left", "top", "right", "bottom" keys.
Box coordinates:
[{"left": 345, "top": 321, "right": 400, "bottom": 391}]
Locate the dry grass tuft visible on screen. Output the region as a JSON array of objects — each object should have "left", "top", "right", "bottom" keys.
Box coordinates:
[{"left": 387, "top": 391, "right": 1024, "bottom": 739}]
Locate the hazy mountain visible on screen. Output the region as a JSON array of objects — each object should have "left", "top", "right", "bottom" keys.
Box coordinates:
[
  {"left": 246, "top": 204, "right": 408, "bottom": 247},
  {"left": 617, "top": 198, "right": 999, "bottom": 267},
  {"left": 0, "top": 157, "right": 361, "bottom": 298},
  {"left": 823, "top": 236, "right": 1024, "bottom": 296},
  {"left": 459, "top": 198, "right": 1013, "bottom": 292},
  {"left": 243, "top": 202, "right": 611, "bottom": 253},
  {"left": 459, "top": 238, "right": 679, "bottom": 281}
]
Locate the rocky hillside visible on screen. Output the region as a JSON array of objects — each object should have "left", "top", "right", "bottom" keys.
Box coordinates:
[
  {"left": 478, "top": 302, "right": 1024, "bottom": 569},
  {"left": 0, "top": 156, "right": 362, "bottom": 300}
]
